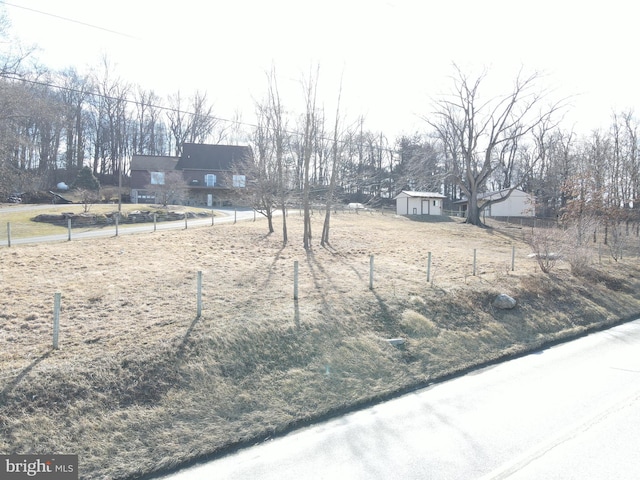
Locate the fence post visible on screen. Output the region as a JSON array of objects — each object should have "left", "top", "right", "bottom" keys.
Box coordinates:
[
  {"left": 473, "top": 248, "right": 477, "bottom": 276},
  {"left": 196, "top": 271, "right": 202, "bottom": 318},
  {"left": 6, "top": 222, "right": 10, "bottom": 247},
  {"left": 53, "top": 292, "right": 61, "bottom": 349},
  {"left": 184, "top": 215, "right": 188, "bottom": 229},
  {"left": 511, "top": 246, "right": 515, "bottom": 272},
  {"left": 293, "top": 261, "right": 299, "bottom": 300},
  {"left": 234, "top": 208, "right": 237, "bottom": 224},
  {"left": 115, "top": 213, "right": 119, "bottom": 237},
  {"left": 67, "top": 218, "right": 72, "bottom": 241},
  {"left": 369, "top": 255, "right": 374, "bottom": 289},
  {"left": 427, "top": 251, "right": 432, "bottom": 283},
  {"left": 211, "top": 208, "right": 215, "bottom": 226},
  {"left": 154, "top": 213, "right": 157, "bottom": 232}
]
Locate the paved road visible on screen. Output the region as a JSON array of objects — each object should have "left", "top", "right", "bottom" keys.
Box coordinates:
[
  {"left": 0, "top": 207, "right": 262, "bottom": 246},
  {"left": 156, "top": 320, "right": 640, "bottom": 480}
]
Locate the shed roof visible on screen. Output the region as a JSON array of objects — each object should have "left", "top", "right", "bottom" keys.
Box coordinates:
[{"left": 394, "top": 190, "right": 446, "bottom": 200}]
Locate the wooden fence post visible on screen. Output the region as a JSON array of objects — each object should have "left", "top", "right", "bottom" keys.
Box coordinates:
[
  {"left": 67, "top": 218, "right": 72, "bottom": 241},
  {"left": 6, "top": 222, "right": 10, "bottom": 247},
  {"left": 53, "top": 293, "right": 61, "bottom": 349},
  {"left": 427, "top": 251, "right": 432, "bottom": 282},
  {"left": 293, "top": 261, "right": 299, "bottom": 300},
  {"left": 154, "top": 213, "right": 157, "bottom": 231},
  {"left": 196, "top": 271, "right": 202, "bottom": 318},
  {"left": 473, "top": 249, "right": 477, "bottom": 276},
  {"left": 115, "top": 213, "right": 119, "bottom": 236}
]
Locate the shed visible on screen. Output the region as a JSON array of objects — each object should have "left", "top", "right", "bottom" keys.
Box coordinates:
[{"left": 394, "top": 191, "right": 446, "bottom": 215}]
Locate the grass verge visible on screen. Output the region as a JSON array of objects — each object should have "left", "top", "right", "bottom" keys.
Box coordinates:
[{"left": 0, "top": 211, "right": 638, "bottom": 479}]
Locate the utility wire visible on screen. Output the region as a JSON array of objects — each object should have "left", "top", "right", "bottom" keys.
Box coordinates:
[
  {"left": 0, "top": 1, "right": 140, "bottom": 39},
  {"left": 0, "top": 72, "right": 399, "bottom": 155}
]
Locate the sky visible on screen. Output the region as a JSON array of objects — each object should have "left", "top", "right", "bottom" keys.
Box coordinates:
[{"left": 2, "top": 0, "right": 639, "bottom": 139}]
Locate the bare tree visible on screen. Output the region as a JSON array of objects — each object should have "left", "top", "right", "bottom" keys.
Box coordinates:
[
  {"left": 300, "top": 67, "right": 319, "bottom": 250},
  {"left": 167, "top": 90, "right": 224, "bottom": 155},
  {"left": 321, "top": 76, "right": 344, "bottom": 247},
  {"left": 266, "top": 68, "right": 290, "bottom": 246},
  {"left": 75, "top": 187, "right": 99, "bottom": 213},
  {"left": 244, "top": 99, "right": 278, "bottom": 233},
  {"left": 429, "top": 65, "right": 563, "bottom": 226}
]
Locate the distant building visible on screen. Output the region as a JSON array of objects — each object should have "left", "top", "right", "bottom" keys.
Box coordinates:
[
  {"left": 394, "top": 191, "right": 447, "bottom": 215},
  {"left": 454, "top": 188, "right": 535, "bottom": 218},
  {"left": 130, "top": 143, "right": 252, "bottom": 206}
]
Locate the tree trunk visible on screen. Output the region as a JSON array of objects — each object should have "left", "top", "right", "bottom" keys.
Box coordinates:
[
  {"left": 281, "top": 201, "right": 288, "bottom": 246},
  {"left": 465, "top": 187, "right": 483, "bottom": 226}
]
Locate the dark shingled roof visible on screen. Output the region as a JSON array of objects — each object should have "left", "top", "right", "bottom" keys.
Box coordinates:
[
  {"left": 176, "top": 143, "right": 252, "bottom": 171},
  {"left": 131, "top": 155, "right": 178, "bottom": 171}
]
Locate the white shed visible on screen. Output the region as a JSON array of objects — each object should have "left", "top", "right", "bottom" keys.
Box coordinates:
[{"left": 394, "top": 191, "right": 446, "bottom": 215}]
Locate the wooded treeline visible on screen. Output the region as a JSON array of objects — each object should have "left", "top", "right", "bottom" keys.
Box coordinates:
[{"left": 1, "top": 45, "right": 639, "bottom": 231}]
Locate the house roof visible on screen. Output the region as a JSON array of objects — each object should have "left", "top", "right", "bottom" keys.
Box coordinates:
[
  {"left": 176, "top": 143, "right": 252, "bottom": 171},
  {"left": 131, "top": 155, "right": 178, "bottom": 171},
  {"left": 394, "top": 190, "right": 446, "bottom": 200}
]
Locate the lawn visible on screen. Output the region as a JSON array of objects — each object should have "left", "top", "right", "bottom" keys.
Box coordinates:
[
  {"left": 0, "top": 203, "right": 217, "bottom": 239},
  {"left": 1, "top": 209, "right": 639, "bottom": 479}
]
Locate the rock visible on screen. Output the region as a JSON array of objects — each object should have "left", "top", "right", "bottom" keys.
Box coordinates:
[{"left": 493, "top": 293, "right": 517, "bottom": 310}]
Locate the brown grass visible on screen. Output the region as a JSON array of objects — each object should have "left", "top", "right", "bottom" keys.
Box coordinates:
[{"left": 1, "top": 211, "right": 639, "bottom": 479}]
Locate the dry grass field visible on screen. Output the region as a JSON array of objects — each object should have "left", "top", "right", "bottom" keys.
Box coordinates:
[{"left": 1, "top": 209, "right": 639, "bottom": 479}]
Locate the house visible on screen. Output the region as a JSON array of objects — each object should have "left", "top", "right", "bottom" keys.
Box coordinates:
[
  {"left": 130, "top": 143, "right": 252, "bottom": 206},
  {"left": 130, "top": 155, "right": 179, "bottom": 204},
  {"left": 454, "top": 188, "right": 535, "bottom": 217},
  {"left": 394, "top": 190, "right": 447, "bottom": 215}
]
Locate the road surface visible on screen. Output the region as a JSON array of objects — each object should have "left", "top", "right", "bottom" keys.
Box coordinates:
[
  {"left": 156, "top": 319, "right": 640, "bottom": 480},
  {"left": 0, "top": 207, "right": 262, "bottom": 246}
]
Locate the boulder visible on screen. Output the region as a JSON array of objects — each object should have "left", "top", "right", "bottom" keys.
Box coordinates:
[{"left": 493, "top": 293, "right": 517, "bottom": 310}]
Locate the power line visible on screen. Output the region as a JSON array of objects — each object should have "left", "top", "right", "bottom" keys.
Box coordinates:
[
  {"left": 0, "top": 72, "right": 399, "bottom": 155},
  {"left": 0, "top": 1, "right": 140, "bottom": 39}
]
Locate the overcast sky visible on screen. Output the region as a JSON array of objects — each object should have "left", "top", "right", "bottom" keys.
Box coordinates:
[{"left": 3, "top": 0, "right": 639, "bottom": 138}]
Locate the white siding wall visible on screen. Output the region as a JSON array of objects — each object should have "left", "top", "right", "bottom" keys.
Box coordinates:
[
  {"left": 487, "top": 191, "right": 534, "bottom": 217},
  {"left": 395, "top": 194, "right": 443, "bottom": 215}
]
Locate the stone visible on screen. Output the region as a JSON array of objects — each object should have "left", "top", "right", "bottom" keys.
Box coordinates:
[{"left": 493, "top": 293, "right": 517, "bottom": 310}]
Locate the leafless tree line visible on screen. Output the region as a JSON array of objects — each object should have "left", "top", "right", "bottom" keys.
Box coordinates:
[
  {"left": 0, "top": 50, "right": 231, "bottom": 196},
  {"left": 2, "top": 19, "right": 639, "bottom": 251}
]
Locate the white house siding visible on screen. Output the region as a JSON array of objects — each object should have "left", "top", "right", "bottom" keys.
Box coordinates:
[{"left": 485, "top": 190, "right": 534, "bottom": 217}]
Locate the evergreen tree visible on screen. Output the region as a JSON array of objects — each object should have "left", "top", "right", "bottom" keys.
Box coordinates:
[{"left": 72, "top": 166, "right": 100, "bottom": 191}]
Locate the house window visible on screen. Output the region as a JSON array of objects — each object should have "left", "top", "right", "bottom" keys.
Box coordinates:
[
  {"left": 433, "top": 200, "right": 438, "bottom": 207},
  {"left": 150, "top": 172, "right": 165, "bottom": 185},
  {"left": 233, "top": 175, "right": 246, "bottom": 188},
  {"left": 205, "top": 174, "right": 216, "bottom": 187}
]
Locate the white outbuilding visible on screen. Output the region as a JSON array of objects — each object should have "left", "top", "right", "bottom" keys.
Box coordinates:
[
  {"left": 394, "top": 190, "right": 447, "bottom": 216},
  {"left": 454, "top": 188, "right": 535, "bottom": 218}
]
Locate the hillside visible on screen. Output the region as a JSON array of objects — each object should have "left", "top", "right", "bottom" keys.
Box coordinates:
[{"left": 1, "top": 211, "right": 639, "bottom": 479}]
